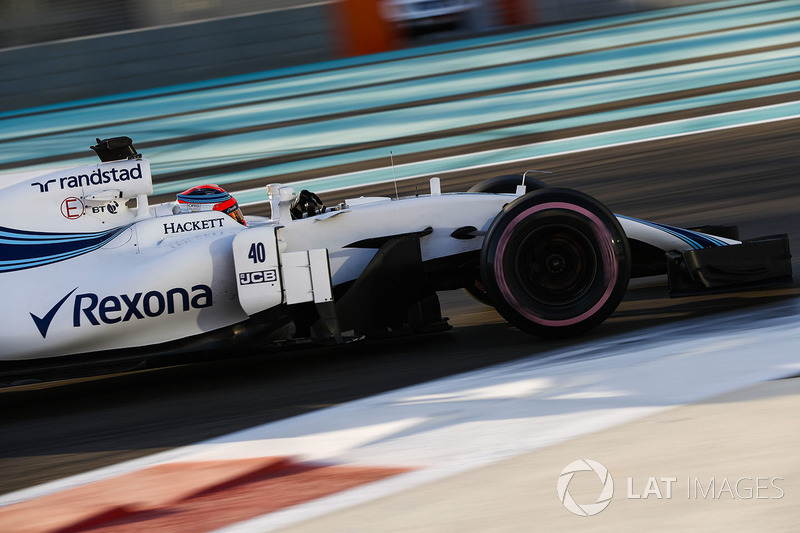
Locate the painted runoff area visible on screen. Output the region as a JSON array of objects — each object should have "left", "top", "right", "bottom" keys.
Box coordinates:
[
  {"left": 0, "top": 0, "right": 784, "bottom": 124},
  {"left": 1, "top": 298, "right": 798, "bottom": 532},
  {"left": 234, "top": 99, "right": 800, "bottom": 206},
  {"left": 3, "top": 14, "right": 799, "bottom": 154}
]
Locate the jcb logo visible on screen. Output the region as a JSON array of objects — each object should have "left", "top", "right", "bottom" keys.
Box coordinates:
[{"left": 239, "top": 270, "right": 278, "bottom": 285}]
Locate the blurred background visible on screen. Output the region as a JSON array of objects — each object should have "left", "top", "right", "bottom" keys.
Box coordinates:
[
  {"left": 0, "top": 0, "right": 714, "bottom": 111},
  {"left": 2, "top": 3, "right": 799, "bottom": 530}
]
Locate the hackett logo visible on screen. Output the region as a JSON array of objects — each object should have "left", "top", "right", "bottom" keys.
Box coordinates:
[
  {"left": 31, "top": 163, "right": 143, "bottom": 193},
  {"left": 164, "top": 218, "right": 225, "bottom": 234}
]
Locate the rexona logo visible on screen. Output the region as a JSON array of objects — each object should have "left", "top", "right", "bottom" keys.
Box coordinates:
[
  {"left": 31, "top": 163, "right": 144, "bottom": 193},
  {"left": 31, "top": 285, "right": 213, "bottom": 338},
  {"left": 74, "top": 285, "right": 212, "bottom": 326}
]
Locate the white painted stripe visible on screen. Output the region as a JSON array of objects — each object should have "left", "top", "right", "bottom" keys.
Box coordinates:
[
  {"left": 239, "top": 100, "right": 800, "bottom": 205},
  {"left": 3, "top": 300, "right": 799, "bottom": 530},
  {"left": 213, "top": 302, "right": 800, "bottom": 531}
]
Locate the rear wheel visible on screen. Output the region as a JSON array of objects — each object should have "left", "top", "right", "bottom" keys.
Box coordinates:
[{"left": 480, "top": 188, "right": 630, "bottom": 337}]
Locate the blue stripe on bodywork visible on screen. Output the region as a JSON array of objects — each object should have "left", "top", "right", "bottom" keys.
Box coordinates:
[
  {"left": 0, "top": 227, "right": 113, "bottom": 242},
  {"left": 653, "top": 223, "right": 729, "bottom": 248},
  {"left": 617, "top": 215, "right": 729, "bottom": 250},
  {"left": 0, "top": 225, "right": 132, "bottom": 272}
]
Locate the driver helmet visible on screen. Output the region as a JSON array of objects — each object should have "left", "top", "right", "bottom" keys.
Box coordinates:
[{"left": 176, "top": 184, "right": 246, "bottom": 225}]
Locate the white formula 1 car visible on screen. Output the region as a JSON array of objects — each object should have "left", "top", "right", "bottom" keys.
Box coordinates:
[{"left": 0, "top": 138, "right": 792, "bottom": 376}]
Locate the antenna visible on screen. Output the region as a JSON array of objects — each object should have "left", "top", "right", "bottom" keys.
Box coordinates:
[
  {"left": 517, "top": 170, "right": 553, "bottom": 196},
  {"left": 522, "top": 169, "right": 553, "bottom": 186},
  {"left": 390, "top": 151, "right": 399, "bottom": 199}
]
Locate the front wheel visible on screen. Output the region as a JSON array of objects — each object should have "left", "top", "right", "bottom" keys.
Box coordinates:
[
  {"left": 480, "top": 188, "right": 630, "bottom": 337},
  {"left": 465, "top": 174, "right": 548, "bottom": 305}
]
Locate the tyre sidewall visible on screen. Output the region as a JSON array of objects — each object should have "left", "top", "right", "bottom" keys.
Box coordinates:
[{"left": 481, "top": 188, "right": 630, "bottom": 337}]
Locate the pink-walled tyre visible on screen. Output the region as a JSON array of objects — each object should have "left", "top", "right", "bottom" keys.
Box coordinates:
[
  {"left": 480, "top": 188, "right": 630, "bottom": 338},
  {"left": 464, "top": 174, "right": 548, "bottom": 305}
]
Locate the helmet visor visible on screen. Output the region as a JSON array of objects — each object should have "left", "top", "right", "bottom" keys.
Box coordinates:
[
  {"left": 228, "top": 206, "right": 246, "bottom": 225},
  {"left": 213, "top": 196, "right": 246, "bottom": 225}
]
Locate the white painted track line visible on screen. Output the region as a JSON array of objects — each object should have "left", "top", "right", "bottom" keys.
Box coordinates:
[
  {"left": 5, "top": 296, "right": 797, "bottom": 530},
  {"left": 210, "top": 299, "right": 800, "bottom": 531}
]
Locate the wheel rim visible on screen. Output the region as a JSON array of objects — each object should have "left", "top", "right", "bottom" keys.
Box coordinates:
[{"left": 513, "top": 224, "right": 599, "bottom": 307}]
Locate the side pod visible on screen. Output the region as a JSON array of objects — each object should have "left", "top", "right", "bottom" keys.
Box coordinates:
[{"left": 334, "top": 234, "right": 449, "bottom": 338}]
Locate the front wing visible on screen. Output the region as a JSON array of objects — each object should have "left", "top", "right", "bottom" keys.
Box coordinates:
[{"left": 666, "top": 234, "right": 792, "bottom": 296}]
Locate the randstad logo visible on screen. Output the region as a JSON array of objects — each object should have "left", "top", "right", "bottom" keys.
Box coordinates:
[
  {"left": 557, "top": 459, "right": 614, "bottom": 517},
  {"left": 31, "top": 163, "right": 143, "bottom": 193}
]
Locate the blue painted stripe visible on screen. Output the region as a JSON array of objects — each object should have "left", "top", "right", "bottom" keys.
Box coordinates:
[
  {"left": 222, "top": 99, "right": 800, "bottom": 204},
  {"left": 4, "top": 7, "right": 800, "bottom": 162},
  {"left": 1, "top": 245, "right": 105, "bottom": 271},
  {"left": 0, "top": 226, "right": 120, "bottom": 244},
  {"left": 0, "top": 0, "right": 767, "bottom": 121},
  {"left": 147, "top": 81, "right": 800, "bottom": 197},
  {"left": 0, "top": 225, "right": 131, "bottom": 272},
  {"left": 616, "top": 215, "right": 701, "bottom": 249},
  {"left": 15, "top": 61, "right": 800, "bottom": 188},
  {"left": 3, "top": 0, "right": 799, "bottom": 206},
  {"left": 6, "top": 35, "right": 800, "bottom": 166},
  {"left": 3, "top": 1, "right": 796, "bottom": 141},
  {"left": 618, "top": 215, "right": 729, "bottom": 250},
  {"left": 654, "top": 224, "right": 730, "bottom": 247}
]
